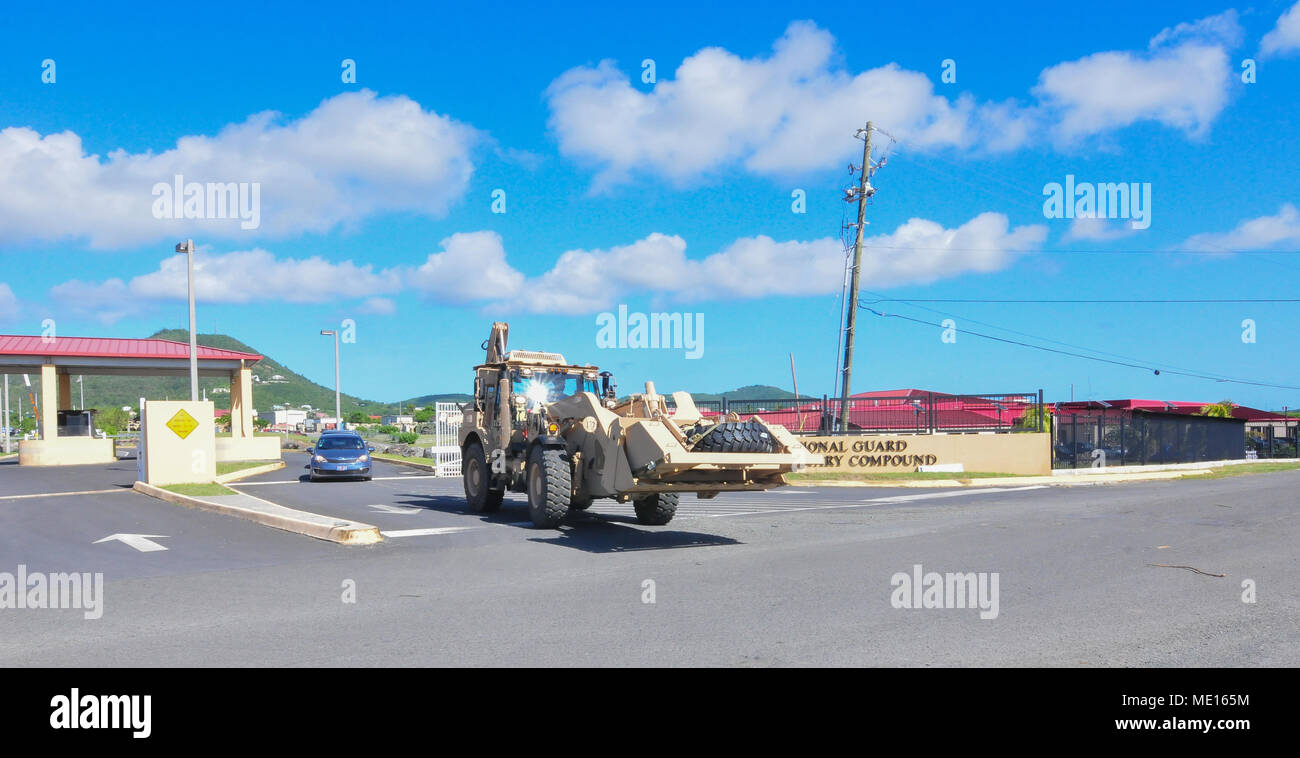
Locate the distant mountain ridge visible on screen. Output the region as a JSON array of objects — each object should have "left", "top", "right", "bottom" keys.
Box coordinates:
[{"left": 62, "top": 330, "right": 790, "bottom": 416}]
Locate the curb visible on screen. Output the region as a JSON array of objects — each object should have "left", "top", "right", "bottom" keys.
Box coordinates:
[
  {"left": 370, "top": 454, "right": 439, "bottom": 473},
  {"left": 792, "top": 469, "right": 1214, "bottom": 488},
  {"left": 132, "top": 480, "right": 382, "bottom": 545},
  {"left": 215, "top": 460, "right": 286, "bottom": 484}
]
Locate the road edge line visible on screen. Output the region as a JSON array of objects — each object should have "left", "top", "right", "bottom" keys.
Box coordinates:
[
  {"left": 132, "top": 481, "right": 383, "bottom": 545},
  {"left": 215, "top": 460, "right": 287, "bottom": 484}
]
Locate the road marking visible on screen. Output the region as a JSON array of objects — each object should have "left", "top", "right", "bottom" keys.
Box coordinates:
[
  {"left": 231, "top": 475, "right": 435, "bottom": 487},
  {"left": 380, "top": 527, "right": 477, "bottom": 538},
  {"left": 381, "top": 527, "right": 475, "bottom": 537},
  {"left": 94, "top": 533, "right": 169, "bottom": 552},
  {"left": 865, "top": 486, "right": 1048, "bottom": 504},
  {"left": 0, "top": 488, "right": 129, "bottom": 501},
  {"left": 367, "top": 504, "right": 423, "bottom": 515}
]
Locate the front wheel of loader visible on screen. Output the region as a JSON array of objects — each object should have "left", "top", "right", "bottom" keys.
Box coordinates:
[
  {"left": 633, "top": 492, "right": 679, "bottom": 525},
  {"left": 527, "top": 446, "right": 571, "bottom": 528},
  {"left": 463, "top": 441, "right": 503, "bottom": 513}
]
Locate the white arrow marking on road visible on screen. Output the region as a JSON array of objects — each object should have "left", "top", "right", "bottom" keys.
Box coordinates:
[
  {"left": 367, "top": 504, "right": 423, "bottom": 515},
  {"left": 380, "top": 527, "right": 477, "bottom": 538},
  {"left": 865, "top": 485, "right": 1047, "bottom": 504},
  {"left": 94, "top": 534, "right": 170, "bottom": 552}
]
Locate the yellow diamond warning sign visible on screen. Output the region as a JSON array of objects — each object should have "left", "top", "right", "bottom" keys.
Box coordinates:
[{"left": 165, "top": 409, "right": 199, "bottom": 440}]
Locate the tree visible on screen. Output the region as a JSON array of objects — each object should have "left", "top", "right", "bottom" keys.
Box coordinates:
[
  {"left": 253, "top": 417, "right": 270, "bottom": 430},
  {"left": 1016, "top": 405, "right": 1052, "bottom": 433},
  {"left": 95, "top": 407, "right": 132, "bottom": 435},
  {"left": 347, "top": 411, "right": 367, "bottom": 425},
  {"left": 1198, "top": 399, "right": 1235, "bottom": 418}
]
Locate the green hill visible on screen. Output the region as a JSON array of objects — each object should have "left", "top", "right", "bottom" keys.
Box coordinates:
[
  {"left": 73, "top": 330, "right": 395, "bottom": 416},
  {"left": 63, "top": 333, "right": 794, "bottom": 418},
  {"left": 692, "top": 384, "right": 796, "bottom": 402}
]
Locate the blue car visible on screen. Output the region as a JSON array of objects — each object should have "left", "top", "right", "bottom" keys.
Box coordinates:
[{"left": 307, "top": 430, "right": 374, "bottom": 481}]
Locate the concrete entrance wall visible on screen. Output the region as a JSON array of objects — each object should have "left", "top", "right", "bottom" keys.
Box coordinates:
[{"left": 800, "top": 432, "right": 1051, "bottom": 476}]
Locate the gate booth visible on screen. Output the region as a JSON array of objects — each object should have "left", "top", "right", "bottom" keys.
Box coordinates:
[
  {"left": 0, "top": 334, "right": 280, "bottom": 467},
  {"left": 137, "top": 400, "right": 217, "bottom": 485}
]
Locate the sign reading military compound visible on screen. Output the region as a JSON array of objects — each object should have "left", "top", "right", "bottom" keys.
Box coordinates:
[{"left": 798, "top": 433, "right": 1052, "bottom": 476}]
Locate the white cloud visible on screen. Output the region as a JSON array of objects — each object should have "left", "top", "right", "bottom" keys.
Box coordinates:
[
  {"left": 546, "top": 17, "right": 1240, "bottom": 185},
  {"left": 1033, "top": 13, "right": 1237, "bottom": 143},
  {"left": 0, "top": 283, "right": 19, "bottom": 323},
  {"left": 1149, "top": 10, "right": 1243, "bottom": 49},
  {"left": 1063, "top": 217, "right": 1141, "bottom": 242},
  {"left": 407, "top": 231, "right": 525, "bottom": 302},
  {"left": 51, "top": 215, "right": 1045, "bottom": 321},
  {"left": 0, "top": 90, "right": 479, "bottom": 248},
  {"left": 545, "top": 21, "right": 1034, "bottom": 186},
  {"left": 50, "top": 248, "right": 402, "bottom": 324},
  {"left": 508, "top": 213, "right": 1045, "bottom": 314},
  {"left": 1261, "top": 2, "right": 1300, "bottom": 58},
  {"left": 1181, "top": 203, "right": 1300, "bottom": 251},
  {"left": 358, "top": 297, "right": 397, "bottom": 315}
]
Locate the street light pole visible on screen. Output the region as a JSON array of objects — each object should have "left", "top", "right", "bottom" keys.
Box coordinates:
[
  {"left": 176, "top": 239, "right": 198, "bottom": 402},
  {"left": 2, "top": 374, "right": 9, "bottom": 454},
  {"left": 321, "top": 329, "right": 341, "bottom": 430}
]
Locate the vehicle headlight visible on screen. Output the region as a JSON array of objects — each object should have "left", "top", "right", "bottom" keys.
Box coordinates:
[
  {"left": 358, "top": 454, "right": 369, "bottom": 462},
  {"left": 314, "top": 455, "right": 326, "bottom": 463}
]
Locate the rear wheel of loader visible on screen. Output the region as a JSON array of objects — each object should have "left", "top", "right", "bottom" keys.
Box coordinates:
[
  {"left": 527, "top": 447, "right": 571, "bottom": 528},
  {"left": 570, "top": 493, "right": 594, "bottom": 511},
  {"left": 633, "top": 492, "right": 678, "bottom": 525},
  {"left": 463, "top": 441, "right": 503, "bottom": 513},
  {"left": 692, "top": 420, "right": 776, "bottom": 454}
]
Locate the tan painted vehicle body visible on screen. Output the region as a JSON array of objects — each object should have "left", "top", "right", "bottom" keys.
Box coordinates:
[{"left": 457, "top": 322, "right": 822, "bottom": 527}]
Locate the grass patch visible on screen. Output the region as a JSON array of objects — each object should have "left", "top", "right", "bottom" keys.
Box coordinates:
[
  {"left": 1196, "top": 461, "right": 1300, "bottom": 479},
  {"left": 371, "top": 453, "right": 435, "bottom": 467},
  {"left": 162, "top": 482, "right": 236, "bottom": 497},
  {"left": 788, "top": 470, "right": 1023, "bottom": 482},
  {"left": 216, "top": 460, "right": 275, "bottom": 476}
]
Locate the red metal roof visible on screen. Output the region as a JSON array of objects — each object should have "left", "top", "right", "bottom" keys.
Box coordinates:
[
  {"left": 0, "top": 334, "right": 261, "bottom": 362},
  {"left": 1052, "top": 399, "right": 1284, "bottom": 422}
]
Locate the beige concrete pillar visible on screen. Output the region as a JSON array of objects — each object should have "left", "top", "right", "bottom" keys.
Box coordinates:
[
  {"left": 40, "top": 364, "right": 58, "bottom": 440},
  {"left": 58, "top": 373, "right": 72, "bottom": 410},
  {"left": 229, "top": 366, "right": 254, "bottom": 439}
]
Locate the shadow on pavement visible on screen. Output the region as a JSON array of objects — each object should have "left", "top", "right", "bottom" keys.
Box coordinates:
[
  {"left": 390, "top": 491, "right": 742, "bottom": 552},
  {"left": 526, "top": 518, "right": 742, "bottom": 553}
]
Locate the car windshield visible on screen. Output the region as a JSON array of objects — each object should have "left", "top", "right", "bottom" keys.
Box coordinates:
[{"left": 317, "top": 436, "right": 364, "bottom": 450}]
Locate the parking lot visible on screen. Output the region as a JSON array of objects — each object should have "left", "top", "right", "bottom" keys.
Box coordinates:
[{"left": 2, "top": 453, "right": 1298, "bottom": 667}]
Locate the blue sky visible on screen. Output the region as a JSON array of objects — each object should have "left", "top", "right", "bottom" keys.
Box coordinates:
[{"left": 2, "top": 0, "right": 1299, "bottom": 409}]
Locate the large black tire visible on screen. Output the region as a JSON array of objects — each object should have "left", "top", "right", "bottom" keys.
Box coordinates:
[
  {"left": 527, "top": 446, "right": 571, "bottom": 528},
  {"left": 692, "top": 420, "right": 776, "bottom": 454},
  {"left": 569, "top": 494, "right": 594, "bottom": 511},
  {"left": 463, "top": 441, "right": 503, "bottom": 513},
  {"left": 633, "top": 492, "right": 679, "bottom": 525}
]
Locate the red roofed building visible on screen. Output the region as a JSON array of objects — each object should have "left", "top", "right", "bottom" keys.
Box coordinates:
[{"left": 1, "top": 333, "right": 271, "bottom": 466}]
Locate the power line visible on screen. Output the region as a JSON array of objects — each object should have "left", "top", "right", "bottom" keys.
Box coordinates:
[
  {"left": 858, "top": 305, "right": 1300, "bottom": 391},
  {"left": 861, "top": 244, "right": 1300, "bottom": 255},
  {"left": 866, "top": 297, "right": 1300, "bottom": 304},
  {"left": 858, "top": 289, "right": 1244, "bottom": 383}
]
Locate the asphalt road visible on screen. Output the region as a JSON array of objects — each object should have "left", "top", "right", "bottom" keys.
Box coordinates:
[{"left": 1, "top": 453, "right": 1297, "bottom": 666}]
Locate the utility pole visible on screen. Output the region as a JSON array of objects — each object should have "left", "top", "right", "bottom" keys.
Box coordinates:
[{"left": 838, "top": 122, "right": 879, "bottom": 432}]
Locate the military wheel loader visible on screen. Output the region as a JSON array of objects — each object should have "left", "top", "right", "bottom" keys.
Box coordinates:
[{"left": 458, "top": 322, "right": 822, "bottom": 528}]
